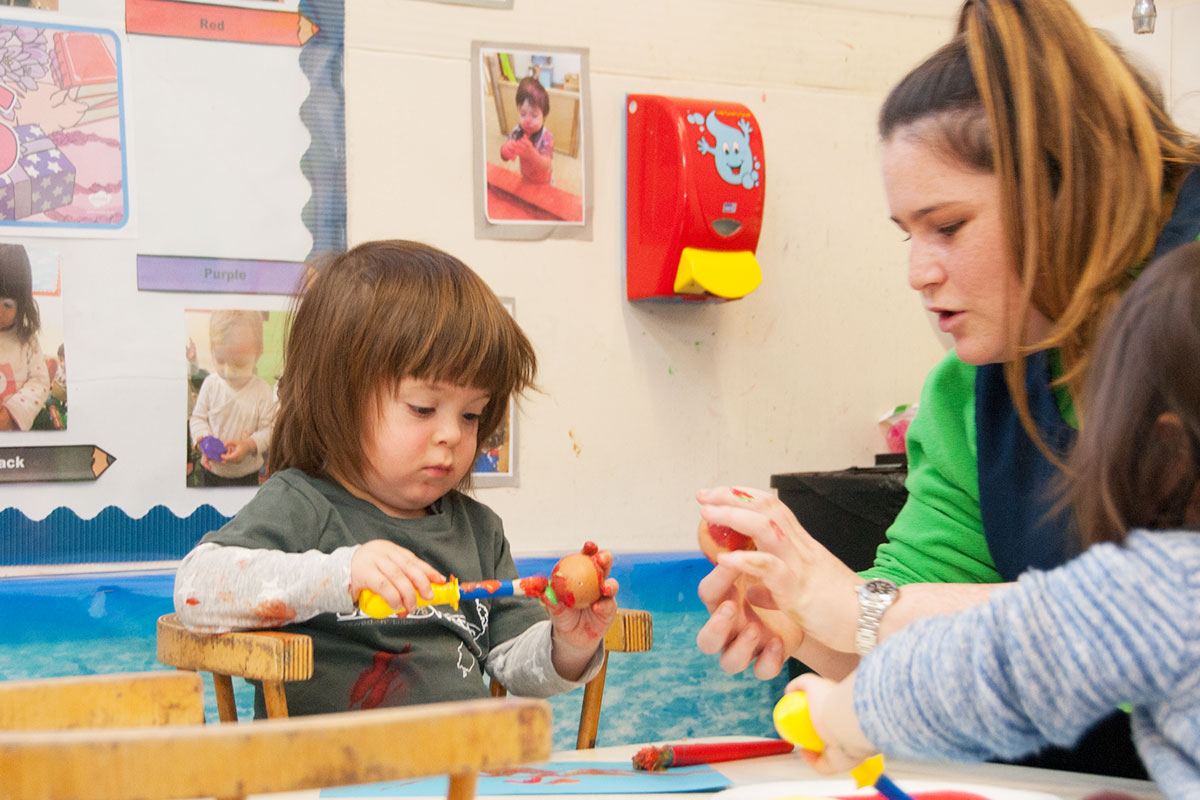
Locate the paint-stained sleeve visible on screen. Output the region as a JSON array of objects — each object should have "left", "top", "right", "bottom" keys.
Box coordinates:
[
  {"left": 485, "top": 620, "right": 604, "bottom": 697},
  {"left": 174, "top": 541, "right": 356, "bottom": 633}
]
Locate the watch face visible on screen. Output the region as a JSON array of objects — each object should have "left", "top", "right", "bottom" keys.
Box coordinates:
[{"left": 863, "top": 578, "right": 898, "bottom": 597}]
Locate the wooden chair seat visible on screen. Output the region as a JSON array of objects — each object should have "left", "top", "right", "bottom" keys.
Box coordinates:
[
  {"left": 1, "top": 688, "right": 550, "bottom": 800},
  {"left": 157, "top": 606, "right": 653, "bottom": 748}
]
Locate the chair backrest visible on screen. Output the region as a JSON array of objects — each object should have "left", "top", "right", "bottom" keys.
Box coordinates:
[
  {"left": 0, "top": 671, "right": 205, "bottom": 730},
  {"left": 157, "top": 606, "right": 653, "bottom": 749},
  {"left": 157, "top": 612, "right": 311, "bottom": 720},
  {"left": 0, "top": 695, "right": 552, "bottom": 800}
]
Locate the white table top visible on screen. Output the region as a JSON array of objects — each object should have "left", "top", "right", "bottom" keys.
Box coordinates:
[{"left": 265, "top": 737, "right": 1163, "bottom": 800}]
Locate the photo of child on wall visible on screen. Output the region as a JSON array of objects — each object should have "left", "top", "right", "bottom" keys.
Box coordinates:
[
  {"left": 0, "top": 242, "right": 66, "bottom": 432},
  {"left": 478, "top": 46, "right": 586, "bottom": 226},
  {"left": 184, "top": 309, "right": 285, "bottom": 488}
]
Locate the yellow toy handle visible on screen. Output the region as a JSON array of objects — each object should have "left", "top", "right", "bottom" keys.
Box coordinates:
[
  {"left": 357, "top": 578, "right": 461, "bottom": 618},
  {"left": 773, "top": 692, "right": 885, "bottom": 787}
]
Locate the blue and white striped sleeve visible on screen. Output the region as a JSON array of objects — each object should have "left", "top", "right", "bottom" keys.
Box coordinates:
[{"left": 853, "top": 532, "right": 1200, "bottom": 763}]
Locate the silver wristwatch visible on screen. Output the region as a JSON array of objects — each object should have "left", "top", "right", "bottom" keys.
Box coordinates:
[{"left": 855, "top": 578, "right": 899, "bottom": 656}]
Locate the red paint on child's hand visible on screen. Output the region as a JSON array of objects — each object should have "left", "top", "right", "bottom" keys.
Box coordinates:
[
  {"left": 185, "top": 597, "right": 200, "bottom": 606},
  {"left": 253, "top": 599, "right": 297, "bottom": 624},
  {"left": 732, "top": 488, "right": 754, "bottom": 501},
  {"left": 769, "top": 520, "right": 786, "bottom": 541},
  {"left": 580, "top": 541, "right": 599, "bottom": 557}
]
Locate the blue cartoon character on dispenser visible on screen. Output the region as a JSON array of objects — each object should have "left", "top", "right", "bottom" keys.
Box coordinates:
[{"left": 688, "top": 110, "right": 760, "bottom": 190}]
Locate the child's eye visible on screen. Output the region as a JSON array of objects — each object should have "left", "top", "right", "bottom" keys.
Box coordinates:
[
  {"left": 408, "top": 405, "right": 435, "bottom": 417},
  {"left": 463, "top": 413, "right": 481, "bottom": 423}
]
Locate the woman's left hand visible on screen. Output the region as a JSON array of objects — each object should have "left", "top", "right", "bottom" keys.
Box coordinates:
[{"left": 697, "top": 486, "right": 863, "bottom": 654}]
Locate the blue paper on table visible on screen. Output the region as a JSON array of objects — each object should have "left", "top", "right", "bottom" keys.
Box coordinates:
[{"left": 320, "top": 762, "right": 731, "bottom": 796}]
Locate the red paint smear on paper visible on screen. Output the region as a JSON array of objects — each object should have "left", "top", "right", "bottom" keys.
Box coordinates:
[
  {"left": 185, "top": 597, "right": 200, "bottom": 606},
  {"left": 483, "top": 767, "right": 637, "bottom": 783},
  {"left": 349, "top": 648, "right": 412, "bottom": 710},
  {"left": 253, "top": 598, "right": 296, "bottom": 624}
]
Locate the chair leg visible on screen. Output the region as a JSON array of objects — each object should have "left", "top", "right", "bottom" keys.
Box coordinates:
[
  {"left": 447, "top": 771, "right": 478, "bottom": 800},
  {"left": 262, "top": 680, "right": 289, "bottom": 718},
  {"left": 576, "top": 652, "right": 609, "bottom": 750},
  {"left": 213, "top": 674, "right": 239, "bottom": 723}
]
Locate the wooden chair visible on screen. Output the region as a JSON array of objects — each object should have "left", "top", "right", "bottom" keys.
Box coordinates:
[
  {"left": 1, "top": 690, "right": 551, "bottom": 800},
  {"left": 158, "top": 606, "right": 652, "bottom": 747},
  {"left": 0, "top": 670, "right": 205, "bottom": 730}
]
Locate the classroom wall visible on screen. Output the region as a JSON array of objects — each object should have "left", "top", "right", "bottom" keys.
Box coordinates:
[
  {"left": 344, "top": 0, "right": 957, "bottom": 556},
  {"left": 4, "top": 0, "right": 1196, "bottom": 565},
  {"left": 343, "top": 0, "right": 1200, "bottom": 557}
]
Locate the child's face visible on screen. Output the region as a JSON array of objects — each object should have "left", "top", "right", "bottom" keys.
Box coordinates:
[
  {"left": 212, "top": 328, "right": 261, "bottom": 390},
  {"left": 356, "top": 378, "right": 490, "bottom": 518},
  {"left": 0, "top": 298, "right": 16, "bottom": 331},
  {"left": 518, "top": 100, "right": 544, "bottom": 136}
]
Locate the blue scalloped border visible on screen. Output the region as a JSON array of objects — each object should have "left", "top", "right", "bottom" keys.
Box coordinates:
[
  {"left": 298, "top": 0, "right": 346, "bottom": 257},
  {"left": 0, "top": 505, "right": 233, "bottom": 566}
]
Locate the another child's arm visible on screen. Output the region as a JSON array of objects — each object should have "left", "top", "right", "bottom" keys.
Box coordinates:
[{"left": 794, "top": 532, "right": 1200, "bottom": 769}]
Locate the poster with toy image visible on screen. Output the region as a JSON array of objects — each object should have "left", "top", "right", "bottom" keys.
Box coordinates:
[{"left": 0, "top": 18, "right": 128, "bottom": 231}]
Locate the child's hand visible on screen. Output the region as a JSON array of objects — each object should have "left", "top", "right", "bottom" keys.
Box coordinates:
[
  {"left": 0, "top": 406, "right": 13, "bottom": 431},
  {"left": 785, "top": 673, "right": 876, "bottom": 774},
  {"left": 512, "top": 136, "right": 538, "bottom": 160},
  {"left": 546, "top": 545, "right": 619, "bottom": 681},
  {"left": 499, "top": 137, "right": 519, "bottom": 161},
  {"left": 350, "top": 540, "right": 446, "bottom": 617},
  {"left": 221, "top": 437, "right": 257, "bottom": 464}
]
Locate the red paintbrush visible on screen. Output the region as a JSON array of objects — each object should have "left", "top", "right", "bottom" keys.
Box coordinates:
[{"left": 631, "top": 739, "right": 795, "bottom": 770}]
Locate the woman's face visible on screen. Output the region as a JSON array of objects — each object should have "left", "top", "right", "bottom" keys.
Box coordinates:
[{"left": 882, "top": 128, "right": 1051, "bottom": 365}]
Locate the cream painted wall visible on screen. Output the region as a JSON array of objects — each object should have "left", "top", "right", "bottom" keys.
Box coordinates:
[
  {"left": 344, "top": 0, "right": 1200, "bottom": 557},
  {"left": 344, "top": 1, "right": 956, "bottom": 555}
]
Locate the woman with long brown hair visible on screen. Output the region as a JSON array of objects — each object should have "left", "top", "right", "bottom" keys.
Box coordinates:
[{"left": 695, "top": 0, "right": 1200, "bottom": 778}]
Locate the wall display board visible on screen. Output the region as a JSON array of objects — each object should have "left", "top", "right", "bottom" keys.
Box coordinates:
[{"left": 0, "top": 0, "right": 346, "bottom": 567}]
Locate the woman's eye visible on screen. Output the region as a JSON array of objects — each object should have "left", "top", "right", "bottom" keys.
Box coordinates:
[{"left": 938, "top": 221, "right": 965, "bottom": 237}]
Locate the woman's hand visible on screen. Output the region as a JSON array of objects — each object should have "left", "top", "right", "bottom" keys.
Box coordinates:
[
  {"left": 547, "top": 544, "right": 619, "bottom": 681},
  {"left": 349, "top": 540, "right": 445, "bottom": 617},
  {"left": 695, "top": 487, "right": 864, "bottom": 660},
  {"left": 785, "top": 673, "right": 877, "bottom": 773},
  {"left": 696, "top": 560, "right": 794, "bottom": 679}
]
